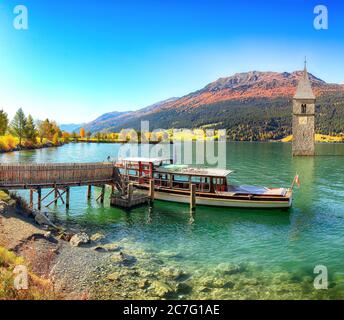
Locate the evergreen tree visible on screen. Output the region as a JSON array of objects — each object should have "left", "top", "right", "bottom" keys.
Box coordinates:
[
  {"left": 0, "top": 109, "right": 8, "bottom": 135},
  {"left": 24, "top": 115, "right": 37, "bottom": 144},
  {"left": 9, "top": 108, "right": 26, "bottom": 146}
]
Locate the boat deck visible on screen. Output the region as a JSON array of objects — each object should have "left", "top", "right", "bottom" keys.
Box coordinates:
[{"left": 226, "top": 185, "right": 288, "bottom": 197}]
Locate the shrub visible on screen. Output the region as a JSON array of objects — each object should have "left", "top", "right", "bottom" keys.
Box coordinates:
[
  {"left": 0, "top": 135, "right": 18, "bottom": 152},
  {"left": 52, "top": 133, "right": 59, "bottom": 146},
  {"left": 0, "top": 246, "right": 61, "bottom": 300}
]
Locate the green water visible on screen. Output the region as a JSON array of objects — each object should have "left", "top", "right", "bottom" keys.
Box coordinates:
[{"left": 1, "top": 142, "right": 344, "bottom": 299}]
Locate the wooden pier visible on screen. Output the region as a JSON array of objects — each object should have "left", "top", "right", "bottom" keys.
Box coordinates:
[
  {"left": 0, "top": 163, "right": 123, "bottom": 210},
  {"left": 0, "top": 163, "right": 199, "bottom": 212},
  {"left": 110, "top": 182, "right": 150, "bottom": 209}
]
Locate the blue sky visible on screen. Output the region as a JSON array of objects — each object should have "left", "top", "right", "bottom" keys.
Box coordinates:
[{"left": 0, "top": 0, "right": 343, "bottom": 123}]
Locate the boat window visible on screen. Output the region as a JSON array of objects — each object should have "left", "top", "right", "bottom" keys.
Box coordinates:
[
  {"left": 191, "top": 176, "right": 201, "bottom": 183},
  {"left": 173, "top": 175, "right": 189, "bottom": 182},
  {"left": 213, "top": 178, "right": 220, "bottom": 185},
  {"left": 154, "top": 173, "right": 169, "bottom": 180},
  {"left": 128, "top": 170, "right": 138, "bottom": 176}
]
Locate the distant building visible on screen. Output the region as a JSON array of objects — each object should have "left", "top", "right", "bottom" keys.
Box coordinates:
[{"left": 292, "top": 62, "right": 316, "bottom": 156}]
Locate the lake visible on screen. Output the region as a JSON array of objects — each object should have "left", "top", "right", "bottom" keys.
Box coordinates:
[{"left": 1, "top": 142, "right": 344, "bottom": 299}]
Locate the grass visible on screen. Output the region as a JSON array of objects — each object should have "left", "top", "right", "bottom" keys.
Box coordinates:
[
  {"left": 0, "top": 246, "right": 60, "bottom": 300},
  {"left": 281, "top": 134, "right": 344, "bottom": 143},
  {"left": 1, "top": 192, "right": 57, "bottom": 299},
  {"left": 0, "top": 190, "right": 11, "bottom": 203}
]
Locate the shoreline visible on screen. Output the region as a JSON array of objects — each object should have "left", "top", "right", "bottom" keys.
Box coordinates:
[
  {"left": 0, "top": 192, "right": 99, "bottom": 299},
  {"left": 0, "top": 142, "right": 65, "bottom": 154},
  {"left": 73, "top": 139, "right": 344, "bottom": 145},
  {"left": 0, "top": 191, "right": 339, "bottom": 300}
]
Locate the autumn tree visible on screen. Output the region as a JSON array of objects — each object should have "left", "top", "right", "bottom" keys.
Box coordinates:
[
  {"left": 37, "top": 119, "right": 61, "bottom": 142},
  {"left": 86, "top": 131, "right": 92, "bottom": 140},
  {"left": 37, "top": 119, "right": 50, "bottom": 142},
  {"left": 52, "top": 132, "right": 59, "bottom": 145},
  {"left": 71, "top": 131, "right": 78, "bottom": 142},
  {"left": 95, "top": 132, "right": 102, "bottom": 142},
  {"left": 24, "top": 115, "right": 38, "bottom": 144},
  {"left": 62, "top": 131, "right": 70, "bottom": 143},
  {"left": 80, "top": 128, "right": 85, "bottom": 138},
  {"left": 0, "top": 109, "right": 8, "bottom": 135},
  {"left": 9, "top": 108, "right": 27, "bottom": 146}
]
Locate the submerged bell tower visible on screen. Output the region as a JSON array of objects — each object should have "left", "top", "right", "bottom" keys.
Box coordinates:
[{"left": 292, "top": 60, "right": 316, "bottom": 156}]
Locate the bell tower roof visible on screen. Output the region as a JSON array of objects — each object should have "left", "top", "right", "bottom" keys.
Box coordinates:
[{"left": 294, "top": 59, "right": 316, "bottom": 100}]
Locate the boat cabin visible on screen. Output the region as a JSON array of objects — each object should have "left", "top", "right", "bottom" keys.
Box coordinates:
[{"left": 116, "top": 157, "right": 233, "bottom": 193}]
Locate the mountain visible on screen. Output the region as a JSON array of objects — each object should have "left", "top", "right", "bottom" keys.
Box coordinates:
[
  {"left": 82, "top": 99, "right": 178, "bottom": 133},
  {"left": 83, "top": 111, "right": 131, "bottom": 133},
  {"left": 82, "top": 71, "right": 344, "bottom": 141},
  {"left": 60, "top": 123, "right": 84, "bottom": 133}
]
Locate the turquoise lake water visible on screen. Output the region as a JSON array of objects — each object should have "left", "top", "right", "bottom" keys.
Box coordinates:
[{"left": 1, "top": 142, "right": 344, "bottom": 299}]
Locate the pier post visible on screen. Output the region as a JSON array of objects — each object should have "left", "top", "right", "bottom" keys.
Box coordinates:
[
  {"left": 190, "top": 184, "right": 196, "bottom": 212},
  {"left": 149, "top": 179, "right": 155, "bottom": 204},
  {"left": 37, "top": 188, "right": 42, "bottom": 211},
  {"left": 128, "top": 183, "right": 134, "bottom": 203},
  {"left": 87, "top": 185, "right": 92, "bottom": 200},
  {"left": 29, "top": 189, "right": 34, "bottom": 209},
  {"left": 66, "top": 187, "right": 70, "bottom": 210},
  {"left": 100, "top": 185, "right": 106, "bottom": 204},
  {"left": 54, "top": 188, "right": 58, "bottom": 205}
]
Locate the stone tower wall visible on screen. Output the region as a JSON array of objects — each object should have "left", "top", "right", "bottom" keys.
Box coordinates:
[{"left": 292, "top": 99, "right": 315, "bottom": 156}]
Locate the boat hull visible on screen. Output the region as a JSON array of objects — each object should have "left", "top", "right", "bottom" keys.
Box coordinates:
[{"left": 153, "top": 190, "right": 292, "bottom": 209}]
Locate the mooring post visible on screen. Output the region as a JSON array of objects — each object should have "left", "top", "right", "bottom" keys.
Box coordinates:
[
  {"left": 128, "top": 183, "right": 134, "bottom": 203},
  {"left": 29, "top": 189, "right": 34, "bottom": 209},
  {"left": 37, "top": 188, "right": 42, "bottom": 211},
  {"left": 190, "top": 184, "right": 196, "bottom": 212},
  {"left": 149, "top": 179, "right": 155, "bottom": 204},
  {"left": 100, "top": 185, "right": 105, "bottom": 204},
  {"left": 66, "top": 187, "right": 70, "bottom": 210},
  {"left": 54, "top": 188, "right": 58, "bottom": 205},
  {"left": 87, "top": 185, "right": 92, "bottom": 200},
  {"left": 111, "top": 185, "right": 115, "bottom": 196}
]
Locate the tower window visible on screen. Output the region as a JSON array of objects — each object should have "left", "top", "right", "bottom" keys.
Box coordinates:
[{"left": 301, "top": 104, "right": 307, "bottom": 114}]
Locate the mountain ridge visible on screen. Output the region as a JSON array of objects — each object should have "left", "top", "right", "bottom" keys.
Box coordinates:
[{"left": 63, "top": 71, "right": 344, "bottom": 139}]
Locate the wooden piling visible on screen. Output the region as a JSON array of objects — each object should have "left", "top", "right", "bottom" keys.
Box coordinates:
[
  {"left": 149, "top": 179, "right": 155, "bottom": 202},
  {"left": 87, "top": 185, "right": 92, "bottom": 200},
  {"left": 99, "top": 185, "right": 105, "bottom": 204},
  {"left": 29, "top": 189, "right": 34, "bottom": 209},
  {"left": 54, "top": 188, "right": 58, "bottom": 205},
  {"left": 66, "top": 187, "right": 70, "bottom": 209},
  {"left": 37, "top": 188, "right": 42, "bottom": 211},
  {"left": 190, "top": 184, "right": 196, "bottom": 212},
  {"left": 128, "top": 183, "right": 134, "bottom": 203}
]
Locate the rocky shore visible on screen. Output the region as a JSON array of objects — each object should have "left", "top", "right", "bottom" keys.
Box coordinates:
[{"left": 0, "top": 192, "right": 341, "bottom": 300}]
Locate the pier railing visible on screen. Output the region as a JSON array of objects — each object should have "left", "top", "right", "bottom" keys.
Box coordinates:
[{"left": 0, "top": 162, "right": 117, "bottom": 189}]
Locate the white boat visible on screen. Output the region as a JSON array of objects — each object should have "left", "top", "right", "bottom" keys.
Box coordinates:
[{"left": 115, "top": 157, "right": 293, "bottom": 209}]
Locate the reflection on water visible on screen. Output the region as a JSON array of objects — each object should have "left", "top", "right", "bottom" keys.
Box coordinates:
[{"left": 1, "top": 142, "right": 344, "bottom": 299}]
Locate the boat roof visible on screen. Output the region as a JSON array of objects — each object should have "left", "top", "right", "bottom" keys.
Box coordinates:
[
  {"left": 156, "top": 165, "right": 233, "bottom": 178},
  {"left": 120, "top": 157, "right": 172, "bottom": 164}
]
